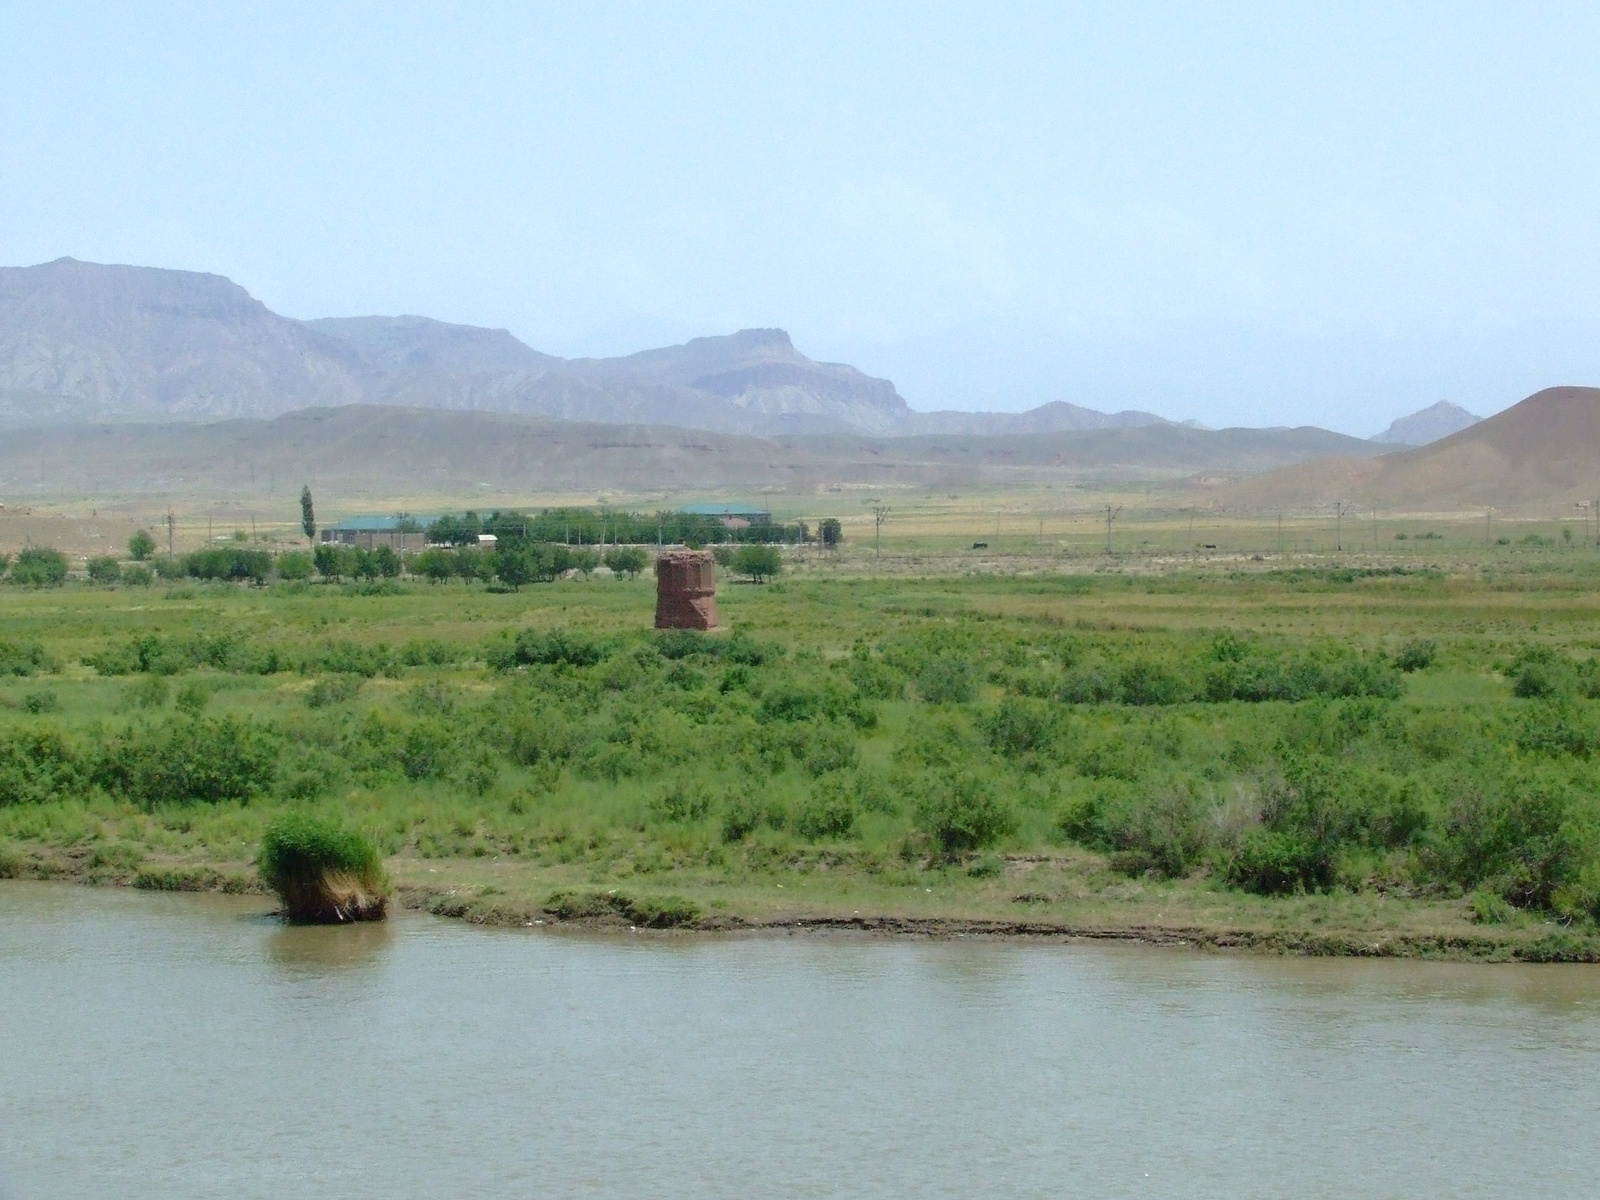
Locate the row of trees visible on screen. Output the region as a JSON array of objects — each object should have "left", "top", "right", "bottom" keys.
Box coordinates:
[{"left": 424, "top": 507, "right": 820, "bottom": 548}]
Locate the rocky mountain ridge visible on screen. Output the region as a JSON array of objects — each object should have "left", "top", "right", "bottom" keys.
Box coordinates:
[{"left": 0, "top": 258, "right": 1182, "bottom": 437}]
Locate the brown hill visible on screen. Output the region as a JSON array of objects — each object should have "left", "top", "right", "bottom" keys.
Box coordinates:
[
  {"left": 0, "top": 406, "right": 1384, "bottom": 503},
  {"left": 1210, "top": 386, "right": 1600, "bottom": 515}
]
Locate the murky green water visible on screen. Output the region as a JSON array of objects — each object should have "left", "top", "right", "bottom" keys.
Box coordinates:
[{"left": 3, "top": 883, "right": 1600, "bottom": 1198}]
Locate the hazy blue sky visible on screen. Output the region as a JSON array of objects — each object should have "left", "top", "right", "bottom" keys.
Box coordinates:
[{"left": 5, "top": 3, "right": 1600, "bottom": 431}]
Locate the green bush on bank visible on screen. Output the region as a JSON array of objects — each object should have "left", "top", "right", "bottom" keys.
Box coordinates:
[{"left": 258, "top": 811, "right": 388, "bottom": 923}]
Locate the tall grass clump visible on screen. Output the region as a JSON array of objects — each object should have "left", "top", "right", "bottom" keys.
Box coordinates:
[{"left": 258, "top": 811, "right": 388, "bottom": 923}]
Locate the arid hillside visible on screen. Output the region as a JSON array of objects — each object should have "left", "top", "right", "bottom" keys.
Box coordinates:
[
  {"left": 1210, "top": 386, "right": 1600, "bottom": 515},
  {"left": 0, "top": 405, "right": 1382, "bottom": 503}
]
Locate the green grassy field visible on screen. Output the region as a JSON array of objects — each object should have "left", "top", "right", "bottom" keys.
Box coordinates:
[{"left": 6, "top": 547, "right": 1600, "bottom": 958}]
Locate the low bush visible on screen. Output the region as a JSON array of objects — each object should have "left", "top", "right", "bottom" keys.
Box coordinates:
[
  {"left": 913, "top": 769, "right": 1016, "bottom": 855},
  {"left": 795, "top": 789, "right": 858, "bottom": 840},
  {"left": 491, "top": 628, "right": 608, "bottom": 669},
  {"left": 8, "top": 547, "right": 68, "bottom": 587},
  {"left": 0, "top": 640, "right": 56, "bottom": 676},
  {"left": 86, "top": 556, "right": 122, "bottom": 585},
  {"left": 650, "top": 780, "right": 712, "bottom": 823},
  {"left": 1226, "top": 829, "right": 1326, "bottom": 894},
  {"left": 97, "top": 716, "right": 279, "bottom": 806},
  {"left": 0, "top": 727, "right": 86, "bottom": 806},
  {"left": 258, "top": 811, "right": 387, "bottom": 923},
  {"left": 305, "top": 675, "right": 363, "bottom": 708},
  {"left": 1394, "top": 639, "right": 1438, "bottom": 673}
]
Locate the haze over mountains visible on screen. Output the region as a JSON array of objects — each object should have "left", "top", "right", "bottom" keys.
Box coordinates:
[
  {"left": 0, "top": 258, "right": 1191, "bottom": 438},
  {"left": 1, "top": 256, "right": 1580, "bottom": 511}
]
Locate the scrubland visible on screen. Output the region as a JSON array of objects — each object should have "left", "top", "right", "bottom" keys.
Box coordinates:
[{"left": 5, "top": 541, "right": 1600, "bottom": 958}]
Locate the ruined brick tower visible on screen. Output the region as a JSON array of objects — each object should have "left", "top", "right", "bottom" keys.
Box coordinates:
[{"left": 654, "top": 550, "right": 719, "bottom": 630}]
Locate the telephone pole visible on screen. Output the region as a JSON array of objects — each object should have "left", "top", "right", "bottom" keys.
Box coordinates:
[
  {"left": 1104, "top": 505, "right": 1121, "bottom": 555},
  {"left": 1334, "top": 501, "right": 1354, "bottom": 552},
  {"left": 869, "top": 504, "right": 890, "bottom": 559}
]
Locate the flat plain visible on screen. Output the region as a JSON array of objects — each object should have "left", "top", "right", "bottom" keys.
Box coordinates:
[{"left": 5, "top": 520, "right": 1600, "bottom": 958}]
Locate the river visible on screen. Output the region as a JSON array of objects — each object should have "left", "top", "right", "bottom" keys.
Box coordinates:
[{"left": 3, "top": 882, "right": 1599, "bottom": 1198}]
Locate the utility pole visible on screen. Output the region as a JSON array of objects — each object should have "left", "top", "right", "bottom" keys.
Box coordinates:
[
  {"left": 869, "top": 504, "right": 890, "bottom": 560},
  {"left": 1334, "top": 501, "right": 1353, "bottom": 552},
  {"left": 1372, "top": 508, "right": 1378, "bottom": 553},
  {"left": 166, "top": 509, "right": 175, "bottom": 558},
  {"left": 1104, "top": 505, "right": 1121, "bottom": 554},
  {"left": 1277, "top": 511, "right": 1283, "bottom": 554}
]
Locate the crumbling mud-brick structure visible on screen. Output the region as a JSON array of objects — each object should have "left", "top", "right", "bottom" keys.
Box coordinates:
[{"left": 654, "top": 549, "right": 719, "bottom": 630}]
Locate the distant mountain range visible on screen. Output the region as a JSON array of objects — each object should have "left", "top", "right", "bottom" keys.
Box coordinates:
[
  {"left": 0, "top": 258, "right": 1187, "bottom": 437},
  {"left": 0, "top": 258, "right": 1535, "bottom": 460},
  {"left": 1370, "top": 400, "right": 1482, "bottom": 446}
]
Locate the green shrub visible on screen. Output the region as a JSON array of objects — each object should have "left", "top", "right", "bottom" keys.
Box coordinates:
[
  {"left": 9, "top": 547, "right": 68, "bottom": 587},
  {"left": 720, "top": 791, "right": 767, "bottom": 842},
  {"left": 277, "top": 551, "right": 314, "bottom": 581},
  {"left": 125, "top": 676, "right": 170, "bottom": 709},
  {"left": 0, "top": 640, "right": 56, "bottom": 676},
  {"left": 396, "top": 719, "right": 459, "bottom": 781},
  {"left": 306, "top": 675, "right": 363, "bottom": 708},
  {"left": 845, "top": 651, "right": 904, "bottom": 700},
  {"left": 98, "top": 716, "right": 279, "bottom": 806},
  {"left": 1057, "top": 777, "right": 1208, "bottom": 878},
  {"left": 543, "top": 889, "right": 619, "bottom": 919},
  {"left": 258, "top": 811, "right": 387, "bottom": 923},
  {"left": 655, "top": 629, "right": 716, "bottom": 660},
  {"left": 399, "top": 638, "right": 460, "bottom": 667},
  {"left": 128, "top": 530, "right": 156, "bottom": 561},
  {"left": 800, "top": 723, "right": 859, "bottom": 775},
  {"left": 303, "top": 640, "right": 394, "bottom": 678},
  {"left": 122, "top": 565, "right": 153, "bottom": 587},
  {"left": 185, "top": 547, "right": 271, "bottom": 584},
  {"left": 913, "top": 770, "right": 1016, "bottom": 855},
  {"left": 1226, "top": 829, "right": 1326, "bottom": 894},
  {"left": 1509, "top": 648, "right": 1573, "bottom": 699},
  {"left": 621, "top": 894, "right": 701, "bottom": 927},
  {"left": 980, "top": 696, "right": 1059, "bottom": 757},
  {"left": 492, "top": 628, "right": 608, "bottom": 669},
  {"left": 1514, "top": 700, "right": 1598, "bottom": 758},
  {"left": 174, "top": 681, "right": 210, "bottom": 716},
  {"left": 20, "top": 690, "right": 58, "bottom": 714},
  {"left": 915, "top": 655, "right": 978, "bottom": 704},
  {"left": 1394, "top": 639, "right": 1437, "bottom": 673},
  {"left": 86, "top": 556, "right": 122, "bottom": 585},
  {"left": 731, "top": 544, "right": 782, "bottom": 582},
  {"left": 795, "top": 790, "right": 858, "bottom": 840},
  {"left": 0, "top": 727, "right": 86, "bottom": 806},
  {"left": 650, "top": 780, "right": 712, "bottom": 822},
  {"left": 603, "top": 547, "right": 650, "bottom": 579}
]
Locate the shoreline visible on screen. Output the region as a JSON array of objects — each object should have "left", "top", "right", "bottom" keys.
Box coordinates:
[
  {"left": 7, "top": 844, "right": 1600, "bottom": 963},
  {"left": 400, "top": 885, "right": 1600, "bottom": 963}
]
